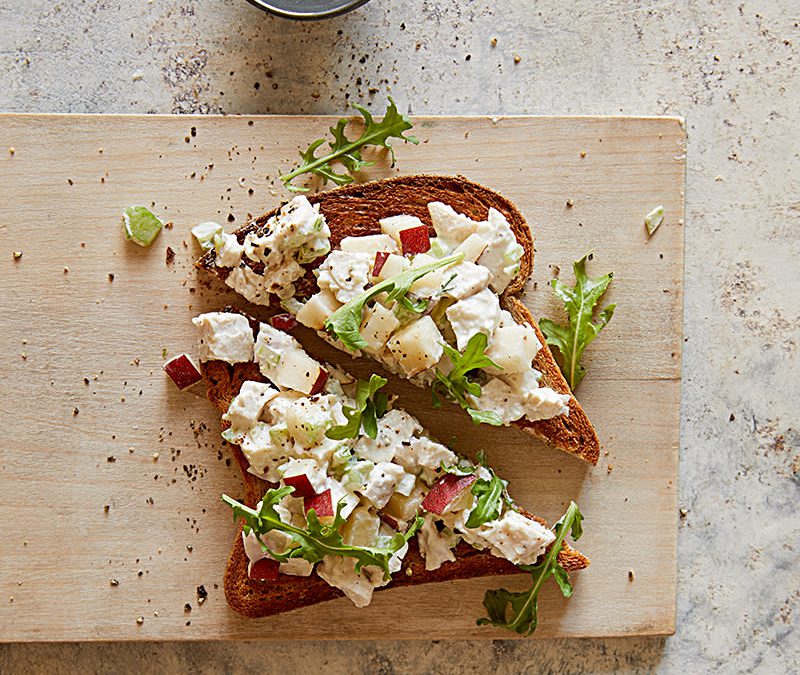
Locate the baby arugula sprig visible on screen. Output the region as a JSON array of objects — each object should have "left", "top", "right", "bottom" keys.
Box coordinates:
[
  {"left": 432, "top": 333, "right": 504, "bottom": 426},
  {"left": 326, "top": 374, "right": 389, "bottom": 441},
  {"left": 478, "top": 501, "right": 584, "bottom": 635},
  {"left": 540, "top": 253, "right": 615, "bottom": 389},
  {"left": 324, "top": 252, "right": 464, "bottom": 351},
  {"left": 222, "top": 487, "right": 422, "bottom": 579},
  {"left": 280, "top": 98, "right": 419, "bottom": 193}
]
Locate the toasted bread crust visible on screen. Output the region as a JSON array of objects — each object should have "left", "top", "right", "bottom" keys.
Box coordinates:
[
  {"left": 201, "top": 357, "right": 588, "bottom": 619},
  {"left": 197, "top": 175, "right": 599, "bottom": 464}
]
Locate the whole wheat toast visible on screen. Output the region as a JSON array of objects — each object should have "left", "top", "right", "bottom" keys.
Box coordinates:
[
  {"left": 197, "top": 175, "right": 600, "bottom": 465},
  {"left": 201, "top": 354, "right": 589, "bottom": 619}
]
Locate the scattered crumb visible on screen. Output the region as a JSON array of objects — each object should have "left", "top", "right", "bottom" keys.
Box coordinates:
[
  {"left": 103, "top": 505, "right": 110, "bottom": 513},
  {"left": 628, "top": 570, "right": 635, "bottom": 582},
  {"left": 679, "top": 508, "right": 688, "bottom": 519},
  {"left": 136, "top": 616, "right": 144, "bottom": 625},
  {"left": 607, "top": 464, "right": 613, "bottom": 474},
  {"left": 580, "top": 150, "right": 587, "bottom": 158},
  {"left": 132, "top": 72, "right": 143, "bottom": 81},
  {"left": 108, "top": 273, "right": 115, "bottom": 282},
  {"left": 166, "top": 246, "right": 175, "bottom": 265},
  {"left": 184, "top": 603, "right": 192, "bottom": 612},
  {"left": 110, "top": 579, "right": 119, "bottom": 587},
  {"left": 490, "top": 37, "right": 497, "bottom": 47},
  {"left": 566, "top": 199, "right": 574, "bottom": 208},
  {"left": 513, "top": 54, "right": 521, "bottom": 64},
  {"left": 63, "top": 266, "right": 69, "bottom": 274},
  {"left": 107, "top": 456, "right": 116, "bottom": 463},
  {"left": 67, "top": 178, "right": 73, "bottom": 186},
  {"left": 13, "top": 251, "right": 22, "bottom": 260},
  {"left": 152, "top": 452, "right": 160, "bottom": 461},
  {"left": 8, "top": 147, "right": 14, "bottom": 155},
  {"left": 73, "top": 407, "right": 79, "bottom": 416},
  {"left": 197, "top": 585, "right": 208, "bottom": 604}
]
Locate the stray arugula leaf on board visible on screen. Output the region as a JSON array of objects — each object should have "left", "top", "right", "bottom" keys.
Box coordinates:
[
  {"left": 326, "top": 374, "right": 389, "bottom": 441},
  {"left": 478, "top": 501, "right": 584, "bottom": 636},
  {"left": 324, "top": 252, "right": 464, "bottom": 351},
  {"left": 280, "top": 98, "right": 419, "bottom": 193},
  {"left": 222, "top": 489, "right": 422, "bottom": 579},
  {"left": 539, "top": 253, "right": 615, "bottom": 390},
  {"left": 432, "top": 332, "right": 503, "bottom": 426}
]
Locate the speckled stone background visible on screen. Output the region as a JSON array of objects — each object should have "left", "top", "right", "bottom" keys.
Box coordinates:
[{"left": 1, "top": 0, "right": 798, "bottom": 672}]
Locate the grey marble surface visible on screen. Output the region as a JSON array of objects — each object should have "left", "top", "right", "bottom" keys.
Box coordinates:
[{"left": 1, "top": 0, "right": 798, "bottom": 672}]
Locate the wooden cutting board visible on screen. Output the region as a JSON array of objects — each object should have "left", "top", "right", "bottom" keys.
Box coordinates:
[{"left": 0, "top": 114, "right": 685, "bottom": 641}]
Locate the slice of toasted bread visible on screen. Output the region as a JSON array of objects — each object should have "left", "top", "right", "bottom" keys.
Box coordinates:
[
  {"left": 197, "top": 175, "right": 599, "bottom": 464},
  {"left": 201, "top": 356, "right": 589, "bottom": 619}
]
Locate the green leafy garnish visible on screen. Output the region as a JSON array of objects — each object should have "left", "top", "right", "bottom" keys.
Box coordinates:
[
  {"left": 123, "top": 205, "right": 163, "bottom": 247},
  {"left": 539, "top": 253, "right": 615, "bottom": 390},
  {"left": 477, "top": 501, "right": 584, "bottom": 636},
  {"left": 280, "top": 98, "right": 419, "bottom": 193},
  {"left": 465, "top": 468, "right": 507, "bottom": 528},
  {"left": 432, "top": 332, "right": 503, "bottom": 426},
  {"left": 325, "top": 374, "right": 389, "bottom": 440},
  {"left": 324, "top": 252, "right": 464, "bottom": 351},
  {"left": 222, "top": 488, "right": 422, "bottom": 579}
]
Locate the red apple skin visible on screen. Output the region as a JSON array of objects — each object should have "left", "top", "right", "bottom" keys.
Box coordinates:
[
  {"left": 372, "top": 251, "right": 390, "bottom": 276},
  {"left": 399, "top": 226, "right": 431, "bottom": 255},
  {"left": 249, "top": 557, "right": 280, "bottom": 580},
  {"left": 308, "top": 369, "right": 329, "bottom": 396},
  {"left": 421, "top": 473, "right": 477, "bottom": 515},
  {"left": 304, "top": 489, "right": 334, "bottom": 518},
  {"left": 163, "top": 354, "right": 203, "bottom": 390},
  {"left": 284, "top": 473, "right": 316, "bottom": 499},
  {"left": 270, "top": 313, "right": 298, "bottom": 331}
]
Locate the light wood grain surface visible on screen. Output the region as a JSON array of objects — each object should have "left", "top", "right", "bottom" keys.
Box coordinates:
[{"left": 0, "top": 114, "right": 685, "bottom": 641}]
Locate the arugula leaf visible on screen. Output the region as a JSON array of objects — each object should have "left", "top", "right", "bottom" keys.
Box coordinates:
[
  {"left": 465, "top": 469, "right": 507, "bottom": 528},
  {"left": 432, "top": 333, "right": 503, "bottom": 426},
  {"left": 326, "top": 374, "right": 389, "bottom": 441},
  {"left": 222, "top": 489, "right": 423, "bottom": 579},
  {"left": 539, "top": 253, "right": 615, "bottom": 390},
  {"left": 477, "top": 501, "right": 584, "bottom": 636},
  {"left": 280, "top": 98, "right": 419, "bottom": 193},
  {"left": 324, "top": 252, "right": 464, "bottom": 351}
]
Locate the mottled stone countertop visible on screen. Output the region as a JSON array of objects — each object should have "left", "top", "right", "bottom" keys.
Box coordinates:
[{"left": 0, "top": 1, "right": 797, "bottom": 672}]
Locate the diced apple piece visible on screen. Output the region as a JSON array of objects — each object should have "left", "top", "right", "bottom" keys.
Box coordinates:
[
  {"left": 272, "top": 349, "right": 327, "bottom": 395},
  {"left": 375, "top": 253, "right": 410, "bottom": 280},
  {"left": 361, "top": 302, "right": 401, "bottom": 352},
  {"left": 453, "top": 233, "right": 489, "bottom": 263},
  {"left": 270, "top": 313, "right": 298, "bottom": 331},
  {"left": 485, "top": 324, "right": 542, "bottom": 374},
  {"left": 342, "top": 507, "right": 380, "bottom": 547},
  {"left": 380, "top": 214, "right": 425, "bottom": 245},
  {"left": 308, "top": 369, "right": 329, "bottom": 396},
  {"left": 386, "top": 316, "right": 445, "bottom": 376},
  {"left": 399, "top": 225, "right": 431, "bottom": 255},
  {"left": 249, "top": 557, "right": 280, "bottom": 580},
  {"left": 163, "top": 353, "right": 203, "bottom": 390},
  {"left": 372, "top": 251, "right": 390, "bottom": 277},
  {"left": 296, "top": 289, "right": 341, "bottom": 330},
  {"left": 340, "top": 234, "right": 399, "bottom": 256},
  {"left": 421, "top": 473, "right": 477, "bottom": 515},
  {"left": 304, "top": 489, "right": 334, "bottom": 521},
  {"left": 284, "top": 474, "right": 316, "bottom": 498},
  {"left": 384, "top": 484, "right": 426, "bottom": 521}
]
